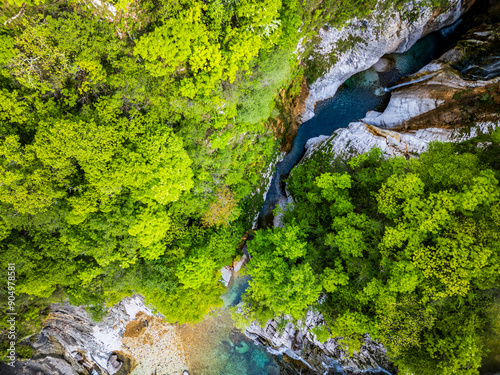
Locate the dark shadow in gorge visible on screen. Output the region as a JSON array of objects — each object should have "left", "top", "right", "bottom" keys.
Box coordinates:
[{"left": 258, "top": 0, "right": 490, "bottom": 228}]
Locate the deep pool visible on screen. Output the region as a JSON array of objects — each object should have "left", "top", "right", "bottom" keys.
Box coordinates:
[
  {"left": 191, "top": 16, "right": 469, "bottom": 375},
  {"left": 259, "top": 18, "right": 466, "bottom": 226}
]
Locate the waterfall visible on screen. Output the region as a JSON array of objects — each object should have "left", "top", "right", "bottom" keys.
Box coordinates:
[
  {"left": 439, "top": 19, "right": 462, "bottom": 38},
  {"left": 382, "top": 72, "right": 438, "bottom": 92}
]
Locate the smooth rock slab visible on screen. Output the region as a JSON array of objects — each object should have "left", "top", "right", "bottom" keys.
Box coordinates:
[
  {"left": 301, "top": 0, "right": 466, "bottom": 123},
  {"left": 303, "top": 121, "right": 499, "bottom": 161}
]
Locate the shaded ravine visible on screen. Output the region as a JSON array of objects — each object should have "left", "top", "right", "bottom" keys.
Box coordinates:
[
  {"left": 176, "top": 11, "right": 482, "bottom": 375},
  {"left": 258, "top": 18, "right": 467, "bottom": 227}
]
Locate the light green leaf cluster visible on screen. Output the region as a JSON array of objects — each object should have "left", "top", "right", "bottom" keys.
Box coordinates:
[
  {"left": 243, "top": 225, "right": 322, "bottom": 321},
  {"left": 277, "top": 140, "right": 500, "bottom": 372}
]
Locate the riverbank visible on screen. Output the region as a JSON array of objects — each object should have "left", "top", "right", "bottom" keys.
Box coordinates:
[
  {"left": 242, "top": 1, "right": 500, "bottom": 373},
  {"left": 3, "top": 0, "right": 497, "bottom": 374}
]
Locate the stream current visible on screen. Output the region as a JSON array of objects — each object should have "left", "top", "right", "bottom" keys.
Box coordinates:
[
  {"left": 190, "top": 17, "right": 470, "bottom": 375},
  {"left": 259, "top": 18, "right": 466, "bottom": 226}
]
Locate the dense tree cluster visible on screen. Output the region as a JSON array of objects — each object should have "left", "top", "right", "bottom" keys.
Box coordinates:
[
  {"left": 0, "top": 0, "right": 306, "bottom": 355},
  {"left": 1, "top": 0, "right": 490, "bottom": 372},
  {"left": 0, "top": 0, "right": 389, "bottom": 327},
  {"left": 239, "top": 139, "right": 500, "bottom": 374}
]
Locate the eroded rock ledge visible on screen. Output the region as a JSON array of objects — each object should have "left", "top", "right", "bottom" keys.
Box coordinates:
[
  {"left": 245, "top": 309, "right": 396, "bottom": 375},
  {"left": 301, "top": 0, "right": 477, "bottom": 123},
  {"left": 246, "top": 11, "right": 500, "bottom": 375},
  {"left": 361, "top": 23, "right": 500, "bottom": 130},
  {"left": 3, "top": 296, "right": 188, "bottom": 375},
  {"left": 304, "top": 21, "right": 500, "bottom": 160}
]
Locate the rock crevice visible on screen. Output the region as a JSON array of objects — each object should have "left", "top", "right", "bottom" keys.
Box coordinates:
[{"left": 302, "top": 0, "right": 473, "bottom": 123}]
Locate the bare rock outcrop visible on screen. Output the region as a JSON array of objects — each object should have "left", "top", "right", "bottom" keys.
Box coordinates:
[
  {"left": 361, "top": 23, "right": 500, "bottom": 129},
  {"left": 302, "top": 0, "right": 476, "bottom": 123},
  {"left": 245, "top": 309, "right": 396, "bottom": 374},
  {"left": 303, "top": 21, "right": 500, "bottom": 160},
  {"left": 303, "top": 121, "right": 498, "bottom": 160},
  {"left": 2, "top": 296, "right": 188, "bottom": 375}
]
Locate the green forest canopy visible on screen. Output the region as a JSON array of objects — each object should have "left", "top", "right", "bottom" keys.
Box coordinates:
[
  {"left": 0, "top": 0, "right": 304, "bottom": 327},
  {"left": 1, "top": 0, "right": 499, "bottom": 373},
  {"left": 237, "top": 140, "right": 500, "bottom": 375}
]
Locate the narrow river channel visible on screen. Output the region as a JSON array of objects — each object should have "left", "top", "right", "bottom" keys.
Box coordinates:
[
  {"left": 258, "top": 17, "right": 466, "bottom": 226},
  {"left": 181, "top": 14, "right": 471, "bottom": 375}
]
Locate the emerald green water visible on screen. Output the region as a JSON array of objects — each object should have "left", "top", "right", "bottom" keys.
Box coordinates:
[
  {"left": 258, "top": 18, "right": 466, "bottom": 226},
  {"left": 196, "top": 16, "right": 470, "bottom": 375},
  {"left": 216, "top": 275, "right": 279, "bottom": 375},
  {"left": 181, "top": 273, "right": 280, "bottom": 375},
  {"left": 208, "top": 332, "right": 279, "bottom": 375}
]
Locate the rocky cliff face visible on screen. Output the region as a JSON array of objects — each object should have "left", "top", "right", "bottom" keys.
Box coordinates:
[
  {"left": 361, "top": 23, "right": 500, "bottom": 130},
  {"left": 7, "top": 3, "right": 498, "bottom": 375},
  {"left": 303, "top": 120, "right": 498, "bottom": 161},
  {"left": 2, "top": 296, "right": 188, "bottom": 375},
  {"left": 245, "top": 309, "right": 396, "bottom": 375},
  {"left": 302, "top": 0, "right": 477, "bottom": 123},
  {"left": 303, "top": 20, "right": 500, "bottom": 160}
]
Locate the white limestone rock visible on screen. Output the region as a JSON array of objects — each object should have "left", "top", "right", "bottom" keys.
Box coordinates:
[
  {"left": 302, "top": 0, "right": 467, "bottom": 122},
  {"left": 305, "top": 135, "right": 330, "bottom": 150},
  {"left": 273, "top": 194, "right": 296, "bottom": 228},
  {"left": 14, "top": 296, "right": 163, "bottom": 375},
  {"left": 361, "top": 65, "right": 500, "bottom": 129},
  {"left": 220, "top": 266, "right": 233, "bottom": 287},
  {"left": 362, "top": 96, "right": 445, "bottom": 128},
  {"left": 302, "top": 121, "right": 499, "bottom": 162},
  {"left": 233, "top": 255, "right": 247, "bottom": 274},
  {"left": 244, "top": 309, "right": 394, "bottom": 374}
]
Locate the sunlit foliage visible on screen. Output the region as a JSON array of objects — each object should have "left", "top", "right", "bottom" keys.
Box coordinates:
[{"left": 241, "top": 142, "right": 500, "bottom": 374}]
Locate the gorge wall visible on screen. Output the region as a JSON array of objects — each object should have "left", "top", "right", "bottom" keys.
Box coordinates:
[
  {"left": 304, "top": 17, "right": 500, "bottom": 160},
  {"left": 301, "top": 0, "right": 477, "bottom": 123},
  {"left": 243, "top": 2, "right": 500, "bottom": 374},
  {"left": 1, "top": 296, "right": 188, "bottom": 375},
  {"left": 4, "top": 1, "right": 499, "bottom": 375}
]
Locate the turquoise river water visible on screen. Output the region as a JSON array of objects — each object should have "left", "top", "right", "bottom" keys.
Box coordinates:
[{"left": 194, "top": 17, "right": 468, "bottom": 375}]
